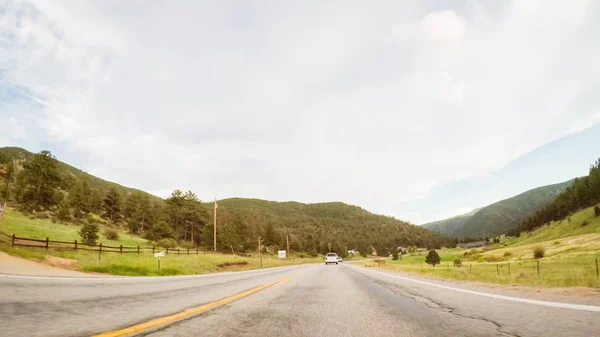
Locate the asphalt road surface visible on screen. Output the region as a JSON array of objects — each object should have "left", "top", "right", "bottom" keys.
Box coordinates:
[{"left": 1, "top": 263, "right": 599, "bottom": 337}]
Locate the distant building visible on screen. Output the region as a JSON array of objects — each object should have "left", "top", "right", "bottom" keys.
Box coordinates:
[
  {"left": 347, "top": 249, "right": 357, "bottom": 255},
  {"left": 458, "top": 240, "right": 488, "bottom": 249}
]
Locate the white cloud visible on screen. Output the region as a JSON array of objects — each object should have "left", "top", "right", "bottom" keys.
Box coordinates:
[{"left": 1, "top": 0, "right": 599, "bottom": 215}]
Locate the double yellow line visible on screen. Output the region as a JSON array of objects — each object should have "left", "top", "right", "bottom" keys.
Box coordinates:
[{"left": 94, "top": 276, "right": 292, "bottom": 337}]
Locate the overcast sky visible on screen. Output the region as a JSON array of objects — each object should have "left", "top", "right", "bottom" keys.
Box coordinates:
[{"left": 1, "top": 0, "right": 599, "bottom": 224}]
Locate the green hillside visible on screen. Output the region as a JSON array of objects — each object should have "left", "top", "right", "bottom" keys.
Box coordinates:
[
  {"left": 421, "top": 209, "right": 478, "bottom": 235},
  {"left": 0, "top": 147, "right": 451, "bottom": 256},
  {"left": 454, "top": 179, "right": 574, "bottom": 237},
  {"left": 422, "top": 180, "right": 573, "bottom": 238}
]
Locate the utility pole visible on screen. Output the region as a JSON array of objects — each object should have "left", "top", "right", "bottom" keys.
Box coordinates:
[
  {"left": 286, "top": 235, "right": 290, "bottom": 258},
  {"left": 258, "top": 237, "right": 262, "bottom": 268},
  {"left": 213, "top": 199, "right": 217, "bottom": 251},
  {"left": 328, "top": 242, "right": 331, "bottom": 252}
]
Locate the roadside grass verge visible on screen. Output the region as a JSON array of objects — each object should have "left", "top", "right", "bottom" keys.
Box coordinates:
[
  {"left": 0, "top": 208, "right": 323, "bottom": 276},
  {"left": 0, "top": 241, "right": 322, "bottom": 276},
  {"left": 355, "top": 237, "right": 600, "bottom": 288},
  {"left": 377, "top": 256, "right": 600, "bottom": 288}
]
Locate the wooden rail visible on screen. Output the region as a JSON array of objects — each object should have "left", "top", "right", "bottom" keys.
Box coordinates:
[{"left": 0, "top": 231, "right": 206, "bottom": 258}]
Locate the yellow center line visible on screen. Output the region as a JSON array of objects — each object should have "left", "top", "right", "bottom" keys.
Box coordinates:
[{"left": 93, "top": 276, "right": 292, "bottom": 337}]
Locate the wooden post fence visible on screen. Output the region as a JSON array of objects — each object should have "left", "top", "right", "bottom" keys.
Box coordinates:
[
  {"left": 496, "top": 264, "right": 499, "bottom": 276},
  {"left": 596, "top": 258, "right": 598, "bottom": 279},
  {"left": 166, "top": 247, "right": 169, "bottom": 255},
  {"left": 11, "top": 233, "right": 15, "bottom": 247},
  {"left": 187, "top": 248, "right": 190, "bottom": 255},
  {"left": 537, "top": 260, "right": 540, "bottom": 276},
  {"left": 508, "top": 262, "right": 510, "bottom": 277},
  {"left": 137, "top": 246, "right": 140, "bottom": 254},
  {"left": 99, "top": 243, "right": 102, "bottom": 260},
  {"left": 45, "top": 237, "right": 49, "bottom": 250},
  {"left": 120, "top": 245, "right": 123, "bottom": 254},
  {"left": 74, "top": 240, "right": 78, "bottom": 251},
  {"left": 152, "top": 246, "right": 155, "bottom": 254}
]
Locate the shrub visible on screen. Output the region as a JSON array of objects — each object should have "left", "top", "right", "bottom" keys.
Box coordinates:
[
  {"left": 104, "top": 228, "right": 119, "bottom": 240},
  {"left": 298, "top": 253, "right": 306, "bottom": 258},
  {"left": 485, "top": 255, "right": 502, "bottom": 262},
  {"left": 178, "top": 240, "right": 195, "bottom": 249},
  {"left": 553, "top": 241, "right": 560, "bottom": 245},
  {"left": 51, "top": 216, "right": 58, "bottom": 223},
  {"left": 503, "top": 252, "right": 512, "bottom": 257},
  {"left": 392, "top": 250, "right": 399, "bottom": 260},
  {"left": 425, "top": 250, "right": 440, "bottom": 267},
  {"left": 86, "top": 213, "right": 107, "bottom": 225},
  {"left": 407, "top": 246, "right": 416, "bottom": 254},
  {"left": 533, "top": 246, "right": 545, "bottom": 259},
  {"left": 79, "top": 222, "right": 100, "bottom": 245},
  {"left": 144, "top": 221, "right": 173, "bottom": 241},
  {"left": 595, "top": 206, "right": 600, "bottom": 217},
  {"left": 581, "top": 220, "right": 589, "bottom": 227},
  {"left": 156, "top": 238, "right": 177, "bottom": 249},
  {"left": 453, "top": 258, "right": 462, "bottom": 267}
]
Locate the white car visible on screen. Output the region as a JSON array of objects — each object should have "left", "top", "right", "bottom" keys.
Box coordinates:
[
  {"left": 336, "top": 256, "right": 343, "bottom": 263},
  {"left": 325, "top": 253, "right": 339, "bottom": 265}
]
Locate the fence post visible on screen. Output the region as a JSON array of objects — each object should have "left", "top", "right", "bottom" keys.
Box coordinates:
[
  {"left": 508, "top": 262, "right": 510, "bottom": 277},
  {"left": 99, "top": 243, "right": 102, "bottom": 261},
  {"left": 137, "top": 246, "right": 140, "bottom": 254},
  {"left": 74, "top": 240, "right": 78, "bottom": 251},
  {"left": 537, "top": 260, "right": 540, "bottom": 277},
  {"left": 45, "top": 237, "right": 49, "bottom": 250},
  {"left": 166, "top": 247, "right": 169, "bottom": 255},
  {"left": 152, "top": 246, "right": 155, "bottom": 254},
  {"left": 187, "top": 248, "right": 190, "bottom": 255},
  {"left": 120, "top": 245, "right": 123, "bottom": 254},
  {"left": 596, "top": 258, "right": 598, "bottom": 279},
  {"left": 11, "top": 233, "right": 15, "bottom": 247},
  {"left": 496, "top": 264, "right": 499, "bottom": 276}
]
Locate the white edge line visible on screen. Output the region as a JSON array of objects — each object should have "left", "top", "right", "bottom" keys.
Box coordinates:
[
  {"left": 0, "top": 264, "right": 302, "bottom": 281},
  {"left": 349, "top": 264, "right": 600, "bottom": 312}
]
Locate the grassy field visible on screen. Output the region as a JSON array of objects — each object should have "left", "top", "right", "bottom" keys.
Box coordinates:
[
  {"left": 0, "top": 208, "right": 147, "bottom": 247},
  {"left": 356, "top": 204, "right": 600, "bottom": 288},
  {"left": 0, "top": 208, "right": 323, "bottom": 276}
]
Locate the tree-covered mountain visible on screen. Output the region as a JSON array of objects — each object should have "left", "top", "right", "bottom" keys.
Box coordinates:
[
  {"left": 206, "top": 198, "right": 452, "bottom": 256},
  {"left": 422, "top": 180, "right": 574, "bottom": 238},
  {"left": 509, "top": 159, "right": 600, "bottom": 236},
  {"left": 0, "top": 147, "right": 452, "bottom": 255},
  {"left": 421, "top": 209, "right": 479, "bottom": 235}
]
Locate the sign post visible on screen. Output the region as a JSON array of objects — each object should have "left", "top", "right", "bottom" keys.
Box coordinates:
[
  {"left": 278, "top": 250, "right": 286, "bottom": 259},
  {"left": 154, "top": 251, "right": 165, "bottom": 270}
]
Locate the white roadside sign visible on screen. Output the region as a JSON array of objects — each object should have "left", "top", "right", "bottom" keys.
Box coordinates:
[
  {"left": 278, "top": 250, "right": 286, "bottom": 259},
  {"left": 154, "top": 252, "right": 165, "bottom": 257}
]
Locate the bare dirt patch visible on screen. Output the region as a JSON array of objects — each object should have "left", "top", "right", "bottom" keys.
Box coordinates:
[{"left": 43, "top": 256, "right": 79, "bottom": 270}]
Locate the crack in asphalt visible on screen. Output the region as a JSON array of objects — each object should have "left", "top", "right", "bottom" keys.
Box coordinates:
[{"left": 376, "top": 279, "right": 521, "bottom": 337}]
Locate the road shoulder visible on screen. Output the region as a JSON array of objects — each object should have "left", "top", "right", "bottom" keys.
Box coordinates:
[{"left": 350, "top": 264, "right": 600, "bottom": 306}]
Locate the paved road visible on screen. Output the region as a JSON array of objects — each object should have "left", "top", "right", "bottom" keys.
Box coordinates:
[{"left": 1, "top": 264, "right": 599, "bottom": 337}]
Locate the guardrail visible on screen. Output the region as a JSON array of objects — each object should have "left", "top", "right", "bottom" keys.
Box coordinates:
[{"left": 0, "top": 231, "right": 206, "bottom": 257}]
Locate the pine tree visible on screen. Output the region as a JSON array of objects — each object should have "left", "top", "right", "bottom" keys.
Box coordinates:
[
  {"left": 17, "top": 150, "right": 61, "bottom": 211},
  {"left": 103, "top": 187, "right": 122, "bottom": 223},
  {"left": 425, "top": 250, "right": 441, "bottom": 267}
]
